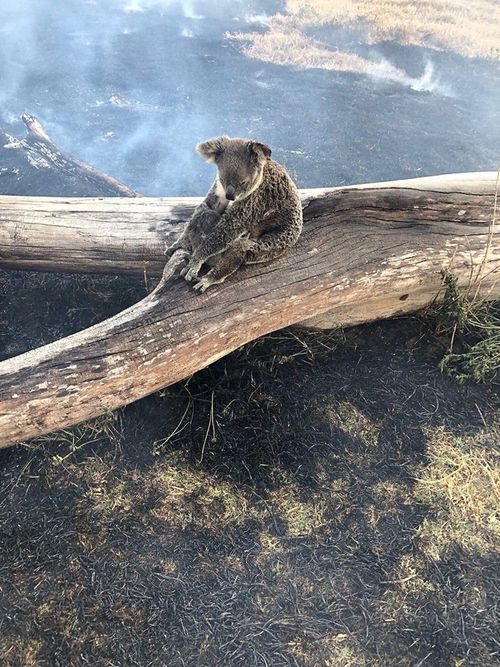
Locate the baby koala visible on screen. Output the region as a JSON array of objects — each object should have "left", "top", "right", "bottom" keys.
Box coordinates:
[{"left": 164, "top": 136, "right": 303, "bottom": 292}]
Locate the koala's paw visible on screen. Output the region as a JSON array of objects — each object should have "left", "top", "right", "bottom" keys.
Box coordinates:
[
  {"left": 165, "top": 245, "right": 190, "bottom": 261},
  {"left": 192, "top": 276, "right": 213, "bottom": 293},
  {"left": 176, "top": 249, "right": 191, "bottom": 262},
  {"left": 241, "top": 238, "right": 259, "bottom": 253},
  {"left": 181, "top": 259, "right": 202, "bottom": 282},
  {"left": 164, "top": 243, "right": 177, "bottom": 258}
]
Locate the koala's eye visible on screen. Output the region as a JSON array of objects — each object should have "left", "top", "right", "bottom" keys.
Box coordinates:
[{"left": 240, "top": 179, "right": 250, "bottom": 188}]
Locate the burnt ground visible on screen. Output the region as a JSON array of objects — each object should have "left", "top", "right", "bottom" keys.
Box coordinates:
[
  {"left": 1, "top": 0, "right": 499, "bottom": 197},
  {"left": 0, "top": 267, "right": 499, "bottom": 667},
  {"left": 1, "top": 2, "right": 499, "bottom": 665}
]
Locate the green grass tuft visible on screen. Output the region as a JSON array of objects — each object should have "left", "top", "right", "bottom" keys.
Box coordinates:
[{"left": 427, "top": 270, "right": 500, "bottom": 383}]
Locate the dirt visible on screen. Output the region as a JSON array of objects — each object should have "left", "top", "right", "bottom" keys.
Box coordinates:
[
  {"left": 1, "top": 265, "right": 499, "bottom": 666},
  {"left": 0, "top": 3, "right": 499, "bottom": 664}
]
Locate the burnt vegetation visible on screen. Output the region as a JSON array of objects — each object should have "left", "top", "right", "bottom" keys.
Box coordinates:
[
  {"left": 0, "top": 1, "right": 499, "bottom": 664},
  {"left": 0, "top": 268, "right": 498, "bottom": 667}
]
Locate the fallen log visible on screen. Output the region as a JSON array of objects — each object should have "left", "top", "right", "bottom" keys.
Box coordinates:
[
  {"left": 0, "top": 172, "right": 498, "bottom": 448},
  {"left": 0, "top": 172, "right": 495, "bottom": 277},
  {"left": 1, "top": 114, "right": 139, "bottom": 198}
]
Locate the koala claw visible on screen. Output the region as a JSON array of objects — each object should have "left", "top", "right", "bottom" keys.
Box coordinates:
[
  {"left": 193, "top": 277, "right": 211, "bottom": 293},
  {"left": 181, "top": 261, "right": 202, "bottom": 282},
  {"left": 177, "top": 249, "right": 191, "bottom": 261},
  {"left": 165, "top": 245, "right": 189, "bottom": 260},
  {"left": 164, "top": 243, "right": 178, "bottom": 258},
  {"left": 242, "top": 238, "right": 259, "bottom": 253}
]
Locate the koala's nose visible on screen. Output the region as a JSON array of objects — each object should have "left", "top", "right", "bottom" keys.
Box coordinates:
[{"left": 225, "top": 185, "right": 235, "bottom": 200}]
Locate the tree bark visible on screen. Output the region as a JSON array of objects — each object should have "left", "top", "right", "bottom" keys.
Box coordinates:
[
  {"left": 0, "top": 172, "right": 495, "bottom": 275},
  {"left": 0, "top": 172, "right": 498, "bottom": 448},
  {"left": 0, "top": 114, "right": 139, "bottom": 198}
]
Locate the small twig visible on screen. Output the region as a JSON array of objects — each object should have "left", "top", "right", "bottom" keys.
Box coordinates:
[
  {"left": 473, "top": 165, "right": 499, "bottom": 301},
  {"left": 153, "top": 399, "right": 192, "bottom": 454},
  {"left": 198, "top": 391, "right": 216, "bottom": 463},
  {"left": 448, "top": 322, "right": 458, "bottom": 354},
  {"left": 380, "top": 573, "right": 417, "bottom": 585},
  {"left": 475, "top": 403, "right": 487, "bottom": 427}
]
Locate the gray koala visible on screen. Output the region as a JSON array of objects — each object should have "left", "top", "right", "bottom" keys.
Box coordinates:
[{"left": 164, "top": 136, "right": 303, "bottom": 292}]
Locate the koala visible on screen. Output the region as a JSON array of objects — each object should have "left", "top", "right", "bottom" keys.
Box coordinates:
[{"left": 164, "top": 136, "right": 303, "bottom": 293}]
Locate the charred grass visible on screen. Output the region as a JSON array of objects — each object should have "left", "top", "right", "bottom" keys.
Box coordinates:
[
  {"left": 230, "top": 0, "right": 500, "bottom": 71},
  {"left": 0, "top": 269, "right": 499, "bottom": 666}
]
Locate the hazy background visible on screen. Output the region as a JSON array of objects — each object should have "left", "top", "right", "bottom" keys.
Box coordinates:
[{"left": 0, "top": 0, "right": 498, "bottom": 195}]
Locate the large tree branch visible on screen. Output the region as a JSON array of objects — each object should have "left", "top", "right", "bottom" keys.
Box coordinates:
[
  {"left": 0, "top": 172, "right": 498, "bottom": 448},
  {"left": 1, "top": 114, "right": 139, "bottom": 198},
  {"left": 0, "top": 172, "right": 495, "bottom": 275}
]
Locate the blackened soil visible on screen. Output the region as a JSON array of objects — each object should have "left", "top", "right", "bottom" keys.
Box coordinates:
[
  {"left": 1, "top": 3, "right": 499, "bottom": 663},
  {"left": 0, "top": 264, "right": 498, "bottom": 666}
]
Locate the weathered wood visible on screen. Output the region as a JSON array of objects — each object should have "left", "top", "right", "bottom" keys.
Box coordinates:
[
  {"left": 0, "top": 172, "right": 498, "bottom": 448},
  {"left": 0, "top": 195, "right": 194, "bottom": 275},
  {"left": 0, "top": 114, "right": 139, "bottom": 198},
  {"left": 0, "top": 172, "right": 495, "bottom": 275}
]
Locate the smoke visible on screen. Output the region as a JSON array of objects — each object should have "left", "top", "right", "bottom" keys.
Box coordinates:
[
  {"left": 122, "top": 0, "right": 204, "bottom": 19},
  {"left": 243, "top": 14, "right": 272, "bottom": 26},
  {"left": 368, "top": 58, "right": 453, "bottom": 96},
  {"left": 0, "top": 0, "right": 225, "bottom": 194},
  {"left": 0, "top": 7, "right": 39, "bottom": 112},
  {"left": 0, "top": 0, "right": 496, "bottom": 195}
]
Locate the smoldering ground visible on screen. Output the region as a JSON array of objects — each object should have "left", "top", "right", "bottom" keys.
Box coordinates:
[
  {"left": 1, "top": 0, "right": 498, "bottom": 196},
  {"left": 0, "top": 1, "right": 499, "bottom": 665},
  {"left": 1, "top": 265, "right": 499, "bottom": 666}
]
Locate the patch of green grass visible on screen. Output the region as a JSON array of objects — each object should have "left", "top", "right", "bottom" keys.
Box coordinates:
[
  {"left": 269, "top": 483, "right": 327, "bottom": 536},
  {"left": 426, "top": 270, "right": 500, "bottom": 383},
  {"left": 151, "top": 452, "right": 249, "bottom": 528},
  {"left": 323, "top": 400, "right": 381, "bottom": 446},
  {"left": 88, "top": 475, "right": 137, "bottom": 516}
]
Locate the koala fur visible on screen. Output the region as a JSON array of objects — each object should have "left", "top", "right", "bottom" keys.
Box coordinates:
[{"left": 164, "top": 136, "right": 303, "bottom": 292}]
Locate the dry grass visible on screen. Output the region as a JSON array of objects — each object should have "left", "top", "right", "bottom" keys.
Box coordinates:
[
  {"left": 288, "top": 0, "right": 500, "bottom": 59},
  {"left": 230, "top": 0, "right": 499, "bottom": 76},
  {"left": 374, "top": 426, "right": 500, "bottom": 667},
  {"left": 21, "top": 410, "right": 124, "bottom": 465},
  {"left": 0, "top": 638, "right": 42, "bottom": 667},
  {"left": 230, "top": 29, "right": 376, "bottom": 73},
  {"left": 229, "top": 28, "right": 417, "bottom": 83},
  {"left": 415, "top": 426, "right": 499, "bottom": 556}
]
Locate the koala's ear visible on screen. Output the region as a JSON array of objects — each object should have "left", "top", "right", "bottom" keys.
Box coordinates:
[
  {"left": 196, "top": 137, "right": 227, "bottom": 163},
  {"left": 248, "top": 141, "right": 272, "bottom": 160}
]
